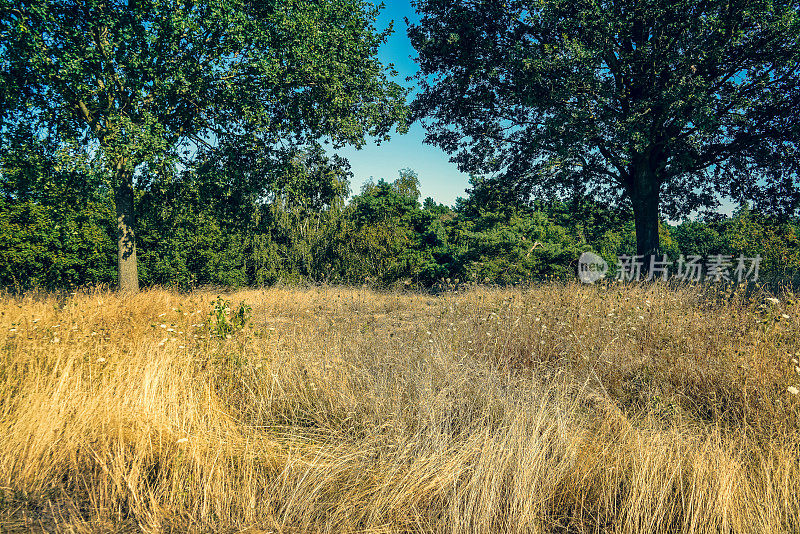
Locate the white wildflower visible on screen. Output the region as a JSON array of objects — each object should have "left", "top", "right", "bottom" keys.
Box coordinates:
[{"left": 788, "top": 386, "right": 799, "bottom": 395}]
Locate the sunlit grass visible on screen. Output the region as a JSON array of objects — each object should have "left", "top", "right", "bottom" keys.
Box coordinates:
[{"left": 1, "top": 282, "right": 799, "bottom": 532}]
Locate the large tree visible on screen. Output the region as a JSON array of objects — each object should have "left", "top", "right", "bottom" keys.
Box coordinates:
[
  {"left": 409, "top": 0, "right": 800, "bottom": 262},
  {"left": 1, "top": 0, "right": 406, "bottom": 291}
]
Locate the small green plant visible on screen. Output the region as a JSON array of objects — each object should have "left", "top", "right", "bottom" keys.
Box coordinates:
[{"left": 208, "top": 296, "right": 251, "bottom": 339}]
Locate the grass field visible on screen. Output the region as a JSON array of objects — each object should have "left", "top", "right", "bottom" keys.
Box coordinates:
[{"left": 2, "top": 282, "right": 800, "bottom": 533}]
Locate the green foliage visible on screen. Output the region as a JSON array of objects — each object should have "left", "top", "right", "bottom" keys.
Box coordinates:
[
  {"left": 337, "top": 173, "right": 451, "bottom": 286},
  {"left": 0, "top": 127, "right": 116, "bottom": 291},
  {"left": 1, "top": 0, "right": 408, "bottom": 289},
  {"left": 672, "top": 221, "right": 724, "bottom": 259},
  {"left": 719, "top": 206, "right": 800, "bottom": 280},
  {"left": 450, "top": 196, "right": 583, "bottom": 284},
  {"left": 2, "top": 136, "right": 800, "bottom": 290},
  {"left": 409, "top": 0, "right": 800, "bottom": 257},
  {"left": 208, "top": 296, "right": 252, "bottom": 339},
  {"left": 132, "top": 143, "right": 356, "bottom": 288}
]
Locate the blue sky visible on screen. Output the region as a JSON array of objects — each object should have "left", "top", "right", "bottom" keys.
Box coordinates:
[{"left": 334, "top": 2, "right": 472, "bottom": 206}]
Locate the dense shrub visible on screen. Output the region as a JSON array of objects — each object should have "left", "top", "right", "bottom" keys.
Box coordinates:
[{"left": 3, "top": 137, "right": 800, "bottom": 291}]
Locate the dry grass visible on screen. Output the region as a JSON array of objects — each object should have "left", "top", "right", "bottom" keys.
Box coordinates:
[{"left": 1, "top": 282, "right": 799, "bottom": 533}]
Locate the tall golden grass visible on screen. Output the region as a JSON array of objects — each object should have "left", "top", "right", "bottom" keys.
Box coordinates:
[{"left": 1, "top": 282, "right": 799, "bottom": 533}]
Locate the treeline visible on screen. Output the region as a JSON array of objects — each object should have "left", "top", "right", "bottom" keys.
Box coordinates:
[{"left": 3, "top": 135, "right": 800, "bottom": 291}]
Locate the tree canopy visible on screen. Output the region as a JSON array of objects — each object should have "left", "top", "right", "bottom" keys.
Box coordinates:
[
  {"left": 1, "top": 0, "right": 407, "bottom": 291},
  {"left": 409, "top": 0, "right": 800, "bottom": 262}
]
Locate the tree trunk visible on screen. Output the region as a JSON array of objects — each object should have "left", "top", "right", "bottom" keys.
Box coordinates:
[
  {"left": 629, "top": 166, "right": 661, "bottom": 272},
  {"left": 114, "top": 164, "right": 139, "bottom": 293}
]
